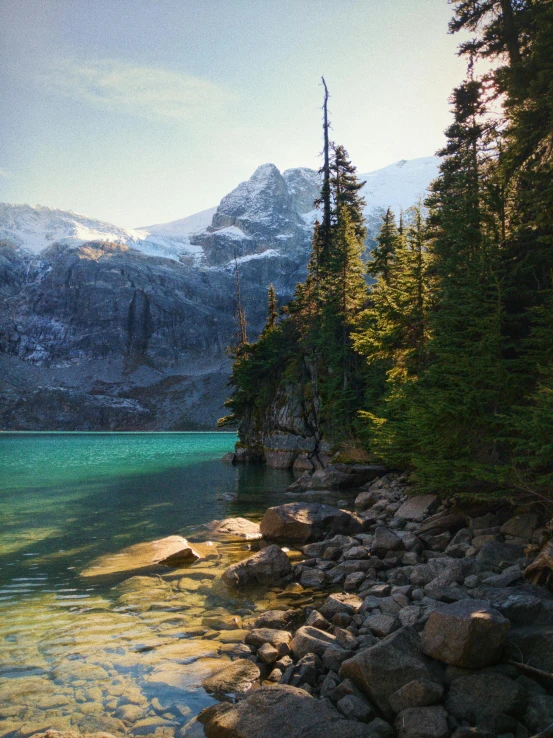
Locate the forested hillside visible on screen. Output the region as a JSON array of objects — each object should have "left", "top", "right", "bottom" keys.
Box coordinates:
[{"left": 222, "top": 0, "right": 553, "bottom": 501}]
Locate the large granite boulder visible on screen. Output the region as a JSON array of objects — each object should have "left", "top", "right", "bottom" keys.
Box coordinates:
[
  {"left": 421, "top": 599, "right": 510, "bottom": 668},
  {"left": 198, "top": 684, "right": 377, "bottom": 738},
  {"left": 222, "top": 545, "right": 291, "bottom": 587},
  {"left": 339, "top": 627, "right": 443, "bottom": 719},
  {"left": 260, "top": 502, "right": 362, "bottom": 543},
  {"left": 80, "top": 536, "right": 201, "bottom": 578}
]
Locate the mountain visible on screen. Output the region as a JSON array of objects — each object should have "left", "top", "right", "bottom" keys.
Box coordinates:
[{"left": 0, "top": 156, "right": 438, "bottom": 430}]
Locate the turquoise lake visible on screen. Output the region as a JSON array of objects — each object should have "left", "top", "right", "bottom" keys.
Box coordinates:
[{"left": 0, "top": 432, "right": 322, "bottom": 738}]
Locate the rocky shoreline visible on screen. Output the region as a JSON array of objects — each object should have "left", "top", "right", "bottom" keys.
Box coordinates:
[
  {"left": 25, "top": 469, "right": 553, "bottom": 738},
  {"left": 197, "top": 471, "right": 553, "bottom": 737}
]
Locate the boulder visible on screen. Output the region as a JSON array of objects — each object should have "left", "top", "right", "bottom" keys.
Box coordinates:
[
  {"left": 201, "top": 659, "right": 260, "bottom": 695},
  {"left": 364, "top": 613, "right": 400, "bottom": 638},
  {"left": 395, "top": 705, "right": 449, "bottom": 738},
  {"left": 257, "top": 642, "right": 279, "bottom": 664},
  {"left": 337, "top": 695, "right": 374, "bottom": 722},
  {"left": 339, "top": 626, "right": 443, "bottom": 719},
  {"left": 260, "top": 502, "right": 362, "bottom": 543},
  {"left": 251, "top": 609, "right": 296, "bottom": 630},
  {"left": 355, "top": 490, "right": 379, "bottom": 511},
  {"left": 476, "top": 541, "right": 524, "bottom": 570},
  {"left": 421, "top": 599, "right": 509, "bottom": 668},
  {"left": 308, "top": 468, "right": 358, "bottom": 490},
  {"left": 300, "top": 568, "right": 329, "bottom": 588},
  {"left": 500, "top": 514, "right": 538, "bottom": 541},
  {"left": 198, "top": 684, "right": 377, "bottom": 738},
  {"left": 80, "top": 535, "right": 201, "bottom": 578},
  {"left": 245, "top": 628, "right": 292, "bottom": 657},
  {"left": 371, "top": 527, "right": 404, "bottom": 558},
  {"left": 222, "top": 544, "right": 291, "bottom": 587},
  {"left": 445, "top": 672, "right": 526, "bottom": 723},
  {"left": 394, "top": 495, "right": 439, "bottom": 521},
  {"left": 206, "top": 517, "right": 261, "bottom": 541},
  {"left": 291, "top": 626, "right": 338, "bottom": 659},
  {"left": 418, "top": 512, "right": 467, "bottom": 535},
  {"left": 388, "top": 678, "right": 443, "bottom": 714},
  {"left": 394, "top": 706, "right": 449, "bottom": 738},
  {"left": 524, "top": 693, "right": 553, "bottom": 734},
  {"left": 319, "top": 593, "right": 364, "bottom": 620},
  {"left": 507, "top": 625, "right": 553, "bottom": 672}
]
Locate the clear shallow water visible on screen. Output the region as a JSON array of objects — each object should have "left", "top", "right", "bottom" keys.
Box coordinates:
[{"left": 0, "top": 432, "right": 321, "bottom": 738}]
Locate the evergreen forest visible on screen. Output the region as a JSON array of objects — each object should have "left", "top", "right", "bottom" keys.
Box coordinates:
[{"left": 221, "top": 0, "right": 553, "bottom": 503}]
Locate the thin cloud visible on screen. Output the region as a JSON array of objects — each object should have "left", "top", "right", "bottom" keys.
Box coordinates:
[
  {"left": 40, "top": 58, "right": 236, "bottom": 121},
  {"left": 0, "top": 168, "right": 10, "bottom": 179}
]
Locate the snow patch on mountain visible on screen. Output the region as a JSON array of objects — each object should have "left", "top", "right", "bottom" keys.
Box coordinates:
[
  {"left": 139, "top": 206, "right": 216, "bottom": 237},
  {"left": 358, "top": 156, "right": 439, "bottom": 214},
  {"left": 0, "top": 155, "right": 439, "bottom": 260}
]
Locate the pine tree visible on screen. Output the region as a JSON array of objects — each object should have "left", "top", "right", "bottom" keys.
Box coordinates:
[
  {"left": 368, "top": 208, "right": 399, "bottom": 283},
  {"left": 266, "top": 284, "right": 278, "bottom": 330},
  {"left": 354, "top": 204, "right": 432, "bottom": 465},
  {"left": 407, "top": 77, "right": 510, "bottom": 494}
]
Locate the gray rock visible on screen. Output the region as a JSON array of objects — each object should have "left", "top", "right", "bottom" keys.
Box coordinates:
[
  {"left": 339, "top": 626, "right": 443, "bottom": 718},
  {"left": 507, "top": 625, "right": 553, "bottom": 672},
  {"left": 198, "top": 684, "right": 380, "bottom": 738},
  {"left": 222, "top": 544, "right": 292, "bottom": 587},
  {"left": 398, "top": 606, "right": 425, "bottom": 629},
  {"left": 364, "top": 613, "right": 400, "bottom": 637},
  {"left": 476, "top": 541, "right": 524, "bottom": 570},
  {"left": 395, "top": 495, "right": 439, "bottom": 521},
  {"left": 371, "top": 527, "right": 404, "bottom": 558},
  {"left": 445, "top": 672, "right": 526, "bottom": 723},
  {"left": 345, "top": 571, "right": 367, "bottom": 591},
  {"left": 355, "top": 490, "right": 379, "bottom": 511},
  {"left": 366, "top": 718, "right": 395, "bottom": 738},
  {"left": 252, "top": 609, "right": 296, "bottom": 630},
  {"left": 257, "top": 642, "right": 279, "bottom": 664},
  {"left": 245, "top": 628, "right": 292, "bottom": 657},
  {"left": 335, "top": 627, "right": 359, "bottom": 650},
  {"left": 300, "top": 567, "right": 329, "bottom": 588},
  {"left": 524, "top": 693, "right": 553, "bottom": 734},
  {"left": 337, "top": 695, "right": 374, "bottom": 722},
  {"left": 323, "top": 647, "right": 356, "bottom": 672},
  {"left": 500, "top": 514, "right": 538, "bottom": 541},
  {"left": 319, "top": 593, "right": 364, "bottom": 620},
  {"left": 305, "top": 609, "right": 331, "bottom": 630},
  {"left": 291, "top": 626, "right": 338, "bottom": 659},
  {"left": 421, "top": 599, "right": 510, "bottom": 668},
  {"left": 260, "top": 503, "right": 362, "bottom": 543},
  {"left": 388, "top": 678, "right": 444, "bottom": 714},
  {"left": 394, "top": 706, "right": 449, "bottom": 738}
]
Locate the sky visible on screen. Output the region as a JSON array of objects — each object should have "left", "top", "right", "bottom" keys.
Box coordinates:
[{"left": 0, "top": 0, "right": 469, "bottom": 228}]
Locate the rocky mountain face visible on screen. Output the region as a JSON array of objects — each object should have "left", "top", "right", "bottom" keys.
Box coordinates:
[{"left": 0, "top": 157, "right": 438, "bottom": 430}]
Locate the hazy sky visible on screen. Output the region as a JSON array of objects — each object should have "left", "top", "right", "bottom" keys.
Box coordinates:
[{"left": 0, "top": 0, "right": 468, "bottom": 227}]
